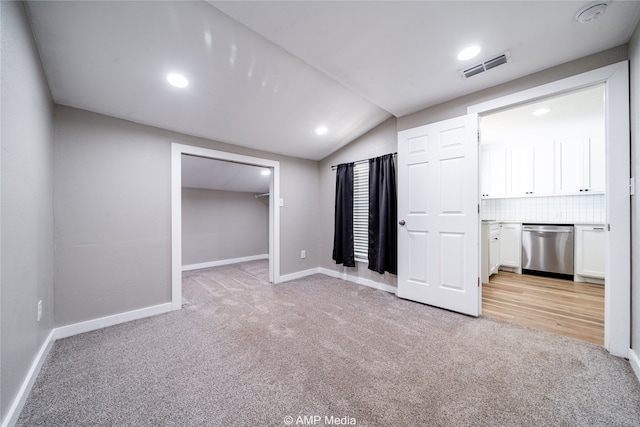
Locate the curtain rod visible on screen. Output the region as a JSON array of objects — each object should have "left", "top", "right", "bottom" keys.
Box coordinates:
[{"left": 330, "top": 152, "right": 397, "bottom": 170}]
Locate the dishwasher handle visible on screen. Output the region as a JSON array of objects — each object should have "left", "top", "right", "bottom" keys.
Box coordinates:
[{"left": 523, "top": 226, "right": 574, "bottom": 233}]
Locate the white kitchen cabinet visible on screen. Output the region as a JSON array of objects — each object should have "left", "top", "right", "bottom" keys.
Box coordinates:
[
  {"left": 481, "top": 222, "right": 501, "bottom": 284},
  {"left": 507, "top": 143, "right": 554, "bottom": 197},
  {"left": 499, "top": 223, "right": 522, "bottom": 273},
  {"left": 489, "top": 224, "right": 501, "bottom": 275},
  {"left": 555, "top": 133, "right": 605, "bottom": 195},
  {"left": 575, "top": 224, "right": 605, "bottom": 282},
  {"left": 480, "top": 148, "right": 506, "bottom": 198}
]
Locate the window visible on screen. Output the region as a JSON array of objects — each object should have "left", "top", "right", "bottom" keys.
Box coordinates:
[{"left": 353, "top": 162, "right": 369, "bottom": 261}]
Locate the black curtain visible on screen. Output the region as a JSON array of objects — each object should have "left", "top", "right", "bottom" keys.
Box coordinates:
[
  {"left": 368, "top": 154, "right": 397, "bottom": 274},
  {"left": 332, "top": 163, "right": 355, "bottom": 267}
]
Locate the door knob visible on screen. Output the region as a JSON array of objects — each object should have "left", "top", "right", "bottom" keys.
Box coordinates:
[{"left": 399, "top": 220, "right": 406, "bottom": 226}]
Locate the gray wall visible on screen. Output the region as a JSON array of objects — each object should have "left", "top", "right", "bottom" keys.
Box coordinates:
[
  {"left": 53, "top": 105, "right": 320, "bottom": 326},
  {"left": 319, "top": 118, "right": 398, "bottom": 288},
  {"left": 182, "top": 188, "right": 268, "bottom": 266},
  {"left": 630, "top": 22, "right": 640, "bottom": 364},
  {"left": 0, "top": 2, "right": 55, "bottom": 421}
]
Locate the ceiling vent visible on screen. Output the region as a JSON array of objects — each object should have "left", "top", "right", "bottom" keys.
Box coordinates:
[{"left": 459, "top": 51, "right": 512, "bottom": 79}]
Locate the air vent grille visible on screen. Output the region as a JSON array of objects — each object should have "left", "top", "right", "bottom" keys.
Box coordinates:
[{"left": 459, "top": 51, "right": 512, "bottom": 79}]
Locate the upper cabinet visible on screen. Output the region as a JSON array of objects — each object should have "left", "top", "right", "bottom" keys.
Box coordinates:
[
  {"left": 480, "top": 132, "right": 604, "bottom": 199},
  {"left": 480, "top": 147, "right": 506, "bottom": 198},
  {"left": 479, "top": 85, "right": 605, "bottom": 200},
  {"left": 506, "top": 142, "right": 554, "bottom": 197},
  {"left": 555, "top": 132, "right": 605, "bottom": 194}
]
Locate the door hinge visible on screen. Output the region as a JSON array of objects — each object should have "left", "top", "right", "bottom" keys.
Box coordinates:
[
  {"left": 478, "top": 277, "right": 481, "bottom": 287},
  {"left": 630, "top": 177, "right": 636, "bottom": 196}
]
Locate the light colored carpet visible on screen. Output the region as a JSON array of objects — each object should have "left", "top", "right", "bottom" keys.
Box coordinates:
[{"left": 17, "top": 260, "right": 640, "bottom": 426}]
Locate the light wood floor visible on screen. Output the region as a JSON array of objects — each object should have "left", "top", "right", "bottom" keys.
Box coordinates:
[{"left": 482, "top": 271, "right": 604, "bottom": 345}]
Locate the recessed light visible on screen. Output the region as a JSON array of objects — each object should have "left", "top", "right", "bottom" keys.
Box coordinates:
[
  {"left": 533, "top": 107, "right": 551, "bottom": 116},
  {"left": 457, "top": 45, "right": 481, "bottom": 61},
  {"left": 316, "top": 126, "right": 328, "bottom": 135},
  {"left": 167, "top": 73, "right": 188, "bottom": 88},
  {"left": 261, "top": 169, "right": 271, "bottom": 176}
]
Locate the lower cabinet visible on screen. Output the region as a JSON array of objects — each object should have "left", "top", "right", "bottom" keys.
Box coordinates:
[
  {"left": 575, "top": 224, "right": 605, "bottom": 282},
  {"left": 499, "top": 223, "right": 522, "bottom": 273},
  {"left": 482, "top": 222, "right": 502, "bottom": 284},
  {"left": 489, "top": 228, "right": 500, "bottom": 275}
]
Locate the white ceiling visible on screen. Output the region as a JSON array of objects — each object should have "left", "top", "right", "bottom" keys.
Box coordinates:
[
  {"left": 26, "top": 1, "right": 640, "bottom": 162},
  {"left": 182, "top": 155, "right": 271, "bottom": 193},
  {"left": 481, "top": 84, "right": 605, "bottom": 145}
]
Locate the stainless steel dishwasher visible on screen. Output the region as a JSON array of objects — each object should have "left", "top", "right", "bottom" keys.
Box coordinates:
[{"left": 522, "top": 224, "right": 574, "bottom": 280}]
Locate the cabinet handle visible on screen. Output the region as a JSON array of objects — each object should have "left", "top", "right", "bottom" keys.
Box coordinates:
[{"left": 593, "top": 227, "right": 604, "bottom": 231}]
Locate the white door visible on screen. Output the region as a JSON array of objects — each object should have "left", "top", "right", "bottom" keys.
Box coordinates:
[{"left": 397, "top": 115, "right": 479, "bottom": 316}]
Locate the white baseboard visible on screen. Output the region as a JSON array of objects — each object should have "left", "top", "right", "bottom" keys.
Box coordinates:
[
  {"left": 276, "top": 267, "right": 397, "bottom": 295},
  {"left": 54, "top": 302, "right": 173, "bottom": 340},
  {"left": 277, "top": 267, "right": 321, "bottom": 283},
  {"left": 2, "top": 330, "right": 56, "bottom": 427},
  {"left": 182, "top": 254, "right": 268, "bottom": 271},
  {"left": 629, "top": 348, "right": 640, "bottom": 384},
  {"left": 318, "top": 267, "right": 397, "bottom": 294}
]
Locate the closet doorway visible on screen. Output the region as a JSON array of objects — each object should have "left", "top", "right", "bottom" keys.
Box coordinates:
[{"left": 171, "top": 144, "right": 281, "bottom": 311}]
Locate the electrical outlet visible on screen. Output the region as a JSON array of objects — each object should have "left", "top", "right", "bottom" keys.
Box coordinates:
[
  {"left": 37, "top": 300, "right": 42, "bottom": 322},
  {"left": 301, "top": 250, "right": 306, "bottom": 259}
]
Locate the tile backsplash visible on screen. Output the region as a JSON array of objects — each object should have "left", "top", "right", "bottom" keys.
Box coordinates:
[{"left": 481, "top": 194, "right": 604, "bottom": 224}]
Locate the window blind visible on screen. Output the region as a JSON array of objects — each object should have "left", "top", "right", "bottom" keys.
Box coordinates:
[{"left": 353, "top": 162, "right": 369, "bottom": 260}]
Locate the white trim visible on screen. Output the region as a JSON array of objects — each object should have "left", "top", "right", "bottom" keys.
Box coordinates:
[
  {"left": 629, "top": 348, "right": 640, "bottom": 383},
  {"left": 318, "top": 268, "right": 397, "bottom": 294},
  {"left": 171, "top": 143, "right": 281, "bottom": 310},
  {"left": 468, "top": 61, "right": 631, "bottom": 357},
  {"left": 468, "top": 62, "right": 624, "bottom": 114},
  {"left": 53, "top": 303, "right": 173, "bottom": 340},
  {"left": 279, "top": 267, "right": 322, "bottom": 282},
  {"left": 278, "top": 267, "right": 398, "bottom": 294},
  {"left": 2, "top": 330, "right": 56, "bottom": 427},
  {"left": 182, "top": 254, "right": 269, "bottom": 271}
]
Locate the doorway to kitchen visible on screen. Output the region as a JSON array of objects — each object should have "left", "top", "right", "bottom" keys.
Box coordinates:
[{"left": 478, "top": 83, "right": 607, "bottom": 346}]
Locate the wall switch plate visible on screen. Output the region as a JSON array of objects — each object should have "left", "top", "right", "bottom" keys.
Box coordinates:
[
  {"left": 37, "top": 300, "right": 42, "bottom": 322},
  {"left": 301, "top": 250, "right": 306, "bottom": 259}
]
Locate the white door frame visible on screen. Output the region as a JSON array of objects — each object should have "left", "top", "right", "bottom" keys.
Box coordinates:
[
  {"left": 171, "top": 143, "right": 281, "bottom": 310},
  {"left": 468, "top": 61, "right": 630, "bottom": 357}
]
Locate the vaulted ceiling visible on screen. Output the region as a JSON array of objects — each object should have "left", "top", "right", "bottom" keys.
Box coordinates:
[{"left": 26, "top": 1, "right": 640, "bottom": 162}]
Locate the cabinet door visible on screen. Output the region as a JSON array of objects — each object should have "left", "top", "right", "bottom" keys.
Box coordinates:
[
  {"left": 588, "top": 133, "right": 605, "bottom": 192},
  {"left": 533, "top": 142, "right": 555, "bottom": 195},
  {"left": 480, "top": 148, "right": 506, "bottom": 198},
  {"left": 555, "top": 136, "right": 585, "bottom": 194},
  {"left": 575, "top": 225, "right": 605, "bottom": 279},
  {"left": 508, "top": 146, "right": 533, "bottom": 196},
  {"left": 489, "top": 232, "right": 500, "bottom": 274},
  {"left": 499, "top": 224, "right": 522, "bottom": 269}
]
